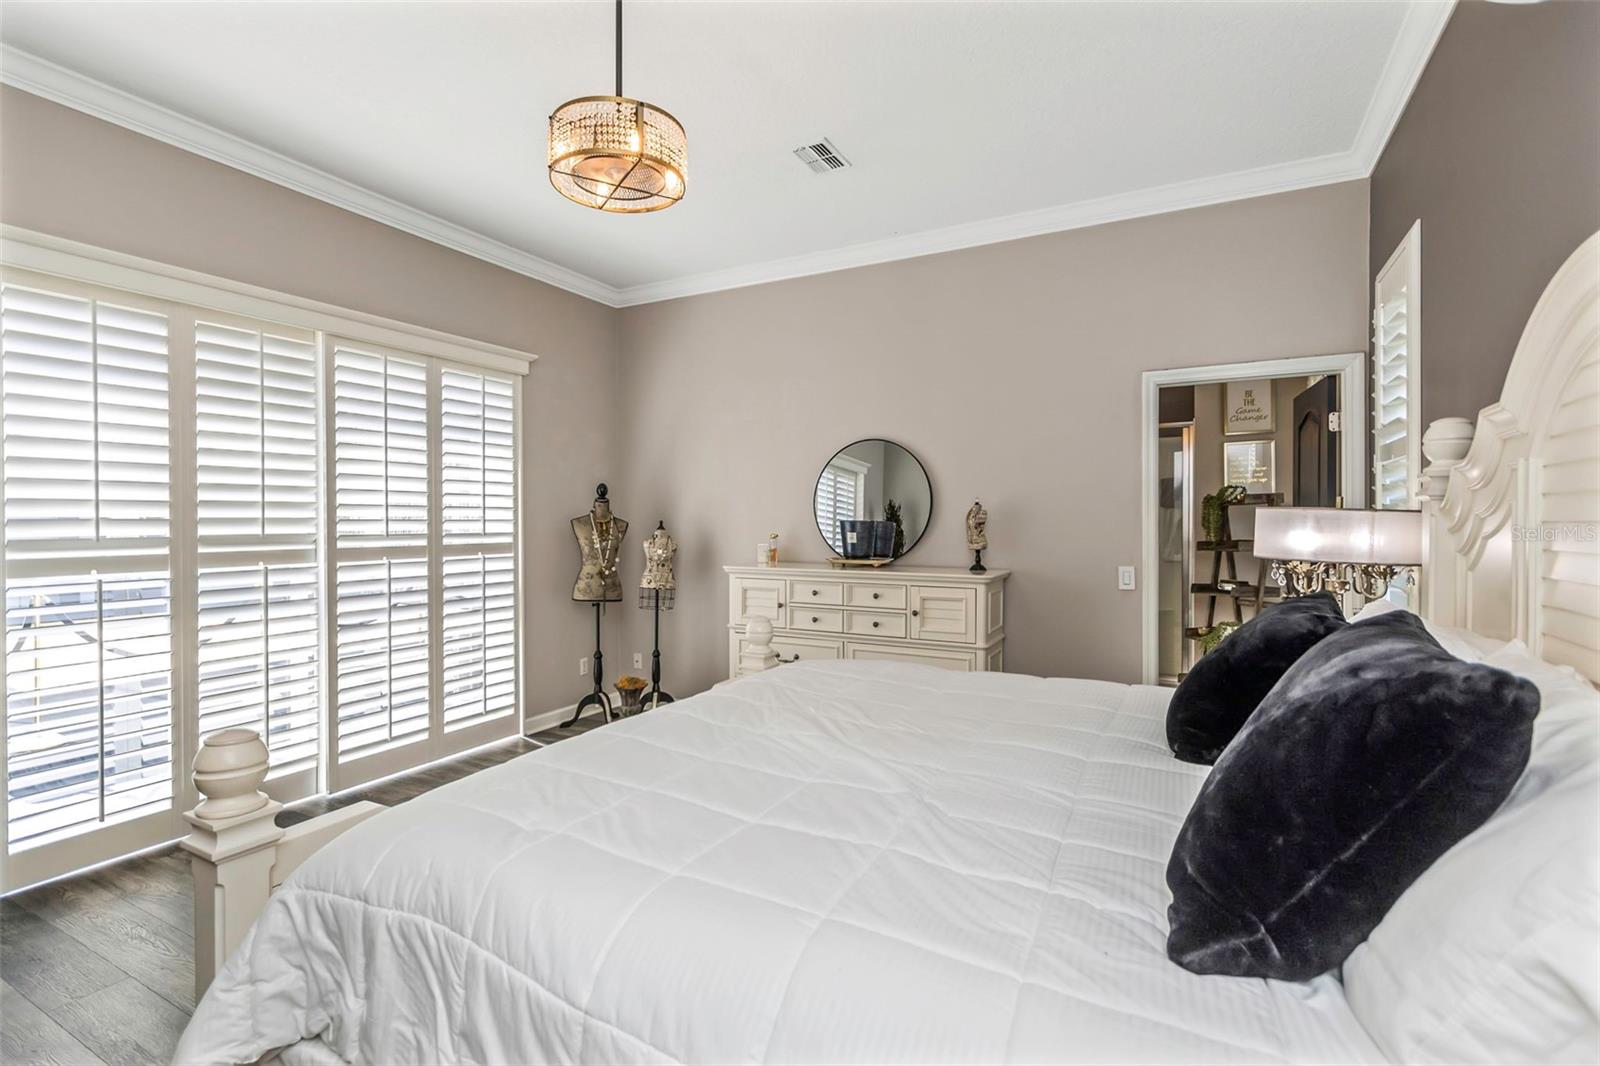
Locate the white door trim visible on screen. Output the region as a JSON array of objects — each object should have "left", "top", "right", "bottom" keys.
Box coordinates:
[{"left": 1139, "top": 352, "right": 1367, "bottom": 684}]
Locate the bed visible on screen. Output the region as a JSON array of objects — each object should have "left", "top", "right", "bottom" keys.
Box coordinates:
[
  {"left": 175, "top": 232, "right": 1600, "bottom": 1065},
  {"left": 177, "top": 663, "right": 1384, "bottom": 1065}
]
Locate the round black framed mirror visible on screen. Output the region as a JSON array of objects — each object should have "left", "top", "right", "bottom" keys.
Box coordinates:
[{"left": 812, "top": 439, "right": 932, "bottom": 561}]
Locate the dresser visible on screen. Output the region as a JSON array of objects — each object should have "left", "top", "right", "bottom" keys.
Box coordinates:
[{"left": 725, "top": 562, "right": 1009, "bottom": 678}]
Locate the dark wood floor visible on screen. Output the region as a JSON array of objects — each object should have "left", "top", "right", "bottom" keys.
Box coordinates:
[{"left": 0, "top": 717, "right": 604, "bottom": 1065}]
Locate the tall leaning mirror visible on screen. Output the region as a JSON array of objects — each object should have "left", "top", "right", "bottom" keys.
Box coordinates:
[{"left": 813, "top": 439, "right": 932, "bottom": 563}]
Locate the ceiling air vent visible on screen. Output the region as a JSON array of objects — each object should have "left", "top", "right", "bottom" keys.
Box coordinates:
[{"left": 794, "top": 139, "right": 850, "bottom": 174}]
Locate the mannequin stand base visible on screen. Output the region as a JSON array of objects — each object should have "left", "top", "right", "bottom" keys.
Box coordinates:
[{"left": 564, "top": 689, "right": 614, "bottom": 728}]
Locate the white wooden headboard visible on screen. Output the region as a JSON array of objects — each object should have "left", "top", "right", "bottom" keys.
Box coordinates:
[{"left": 1418, "top": 231, "right": 1600, "bottom": 682}]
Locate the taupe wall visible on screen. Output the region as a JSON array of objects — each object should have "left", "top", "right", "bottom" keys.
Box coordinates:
[
  {"left": 1370, "top": 0, "right": 1600, "bottom": 424},
  {"left": 615, "top": 181, "right": 1370, "bottom": 689},
  {"left": 0, "top": 86, "right": 625, "bottom": 721}
]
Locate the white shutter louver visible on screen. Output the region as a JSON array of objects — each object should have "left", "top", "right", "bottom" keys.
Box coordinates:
[
  {"left": 2, "top": 285, "right": 169, "bottom": 547},
  {"left": 334, "top": 558, "right": 430, "bottom": 758},
  {"left": 4, "top": 572, "right": 173, "bottom": 850},
  {"left": 1374, "top": 294, "right": 1411, "bottom": 507},
  {"left": 197, "top": 564, "right": 320, "bottom": 775},
  {"left": 442, "top": 553, "right": 516, "bottom": 730},
  {"left": 1373, "top": 224, "right": 1420, "bottom": 511},
  {"left": 441, "top": 369, "right": 515, "bottom": 541},
  {"left": 197, "top": 321, "right": 318, "bottom": 540},
  {"left": 335, "top": 346, "right": 428, "bottom": 543},
  {"left": 815, "top": 464, "right": 860, "bottom": 553}
]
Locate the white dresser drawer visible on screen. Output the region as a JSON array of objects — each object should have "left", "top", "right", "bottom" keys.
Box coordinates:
[
  {"left": 735, "top": 632, "right": 843, "bottom": 672},
  {"left": 845, "top": 642, "right": 977, "bottom": 671},
  {"left": 845, "top": 582, "right": 907, "bottom": 609},
  {"left": 790, "top": 607, "right": 844, "bottom": 633},
  {"left": 909, "top": 585, "right": 977, "bottom": 643},
  {"left": 790, "top": 579, "right": 844, "bottom": 606},
  {"left": 844, "top": 610, "right": 908, "bottom": 639}
]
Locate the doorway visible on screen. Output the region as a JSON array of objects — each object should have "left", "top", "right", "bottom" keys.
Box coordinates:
[{"left": 1139, "top": 354, "right": 1366, "bottom": 685}]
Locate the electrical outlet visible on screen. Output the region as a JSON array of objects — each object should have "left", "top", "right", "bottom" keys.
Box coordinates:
[
  {"left": 1117, "top": 565, "right": 1137, "bottom": 591},
  {"left": 633, "top": 652, "right": 643, "bottom": 669},
  {"left": 579, "top": 657, "right": 589, "bottom": 677}
]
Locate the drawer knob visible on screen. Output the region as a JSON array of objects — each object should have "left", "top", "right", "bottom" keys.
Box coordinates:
[
  {"left": 812, "top": 616, "right": 819, "bottom": 623},
  {"left": 811, "top": 589, "right": 819, "bottom": 596},
  {"left": 872, "top": 621, "right": 880, "bottom": 628},
  {"left": 872, "top": 592, "right": 880, "bottom": 600},
  {"left": 777, "top": 602, "right": 785, "bottom": 609},
  {"left": 912, "top": 609, "right": 919, "bottom": 617}
]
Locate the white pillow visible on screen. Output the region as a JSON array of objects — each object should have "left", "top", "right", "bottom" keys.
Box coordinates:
[
  {"left": 1348, "top": 599, "right": 1504, "bottom": 661},
  {"left": 1342, "top": 646, "right": 1600, "bottom": 1064}
]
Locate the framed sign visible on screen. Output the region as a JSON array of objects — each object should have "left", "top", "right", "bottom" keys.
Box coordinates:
[
  {"left": 1224, "top": 380, "right": 1274, "bottom": 435},
  {"left": 1224, "top": 440, "right": 1275, "bottom": 493}
]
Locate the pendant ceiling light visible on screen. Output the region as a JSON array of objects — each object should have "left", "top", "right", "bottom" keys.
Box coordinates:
[{"left": 548, "top": 0, "right": 687, "bottom": 213}]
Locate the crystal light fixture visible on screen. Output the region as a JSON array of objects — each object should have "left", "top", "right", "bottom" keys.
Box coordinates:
[{"left": 548, "top": 0, "right": 686, "bottom": 213}]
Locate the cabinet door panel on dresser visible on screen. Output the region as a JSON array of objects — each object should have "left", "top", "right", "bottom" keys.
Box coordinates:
[
  {"left": 732, "top": 578, "right": 786, "bottom": 625},
  {"left": 726, "top": 563, "right": 1006, "bottom": 681},
  {"left": 909, "top": 586, "right": 977, "bottom": 643}
]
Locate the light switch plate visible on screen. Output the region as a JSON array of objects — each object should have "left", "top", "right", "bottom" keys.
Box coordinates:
[{"left": 1117, "top": 566, "right": 1136, "bottom": 591}]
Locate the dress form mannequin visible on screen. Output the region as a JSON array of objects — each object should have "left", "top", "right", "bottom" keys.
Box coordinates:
[
  {"left": 571, "top": 484, "right": 628, "bottom": 602},
  {"left": 563, "top": 484, "right": 628, "bottom": 728},
  {"left": 639, "top": 522, "right": 678, "bottom": 709}
]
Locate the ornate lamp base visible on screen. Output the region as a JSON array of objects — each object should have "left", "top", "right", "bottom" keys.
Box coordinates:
[{"left": 1270, "top": 560, "right": 1414, "bottom": 603}]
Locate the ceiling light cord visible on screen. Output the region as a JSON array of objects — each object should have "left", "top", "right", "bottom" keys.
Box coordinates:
[{"left": 615, "top": 0, "right": 623, "bottom": 98}]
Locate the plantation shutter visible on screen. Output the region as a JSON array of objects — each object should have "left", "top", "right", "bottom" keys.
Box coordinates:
[
  {"left": 1, "top": 279, "right": 174, "bottom": 865},
  {"left": 195, "top": 317, "right": 321, "bottom": 794},
  {"left": 439, "top": 368, "right": 517, "bottom": 732},
  {"left": 1374, "top": 224, "right": 1421, "bottom": 510},
  {"left": 331, "top": 344, "right": 432, "bottom": 769},
  {"left": 815, "top": 463, "right": 861, "bottom": 553}
]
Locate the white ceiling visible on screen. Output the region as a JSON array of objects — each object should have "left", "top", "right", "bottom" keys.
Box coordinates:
[{"left": 0, "top": 1, "right": 1451, "bottom": 306}]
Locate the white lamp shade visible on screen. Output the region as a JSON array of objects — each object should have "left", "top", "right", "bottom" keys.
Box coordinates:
[{"left": 1254, "top": 508, "right": 1423, "bottom": 566}]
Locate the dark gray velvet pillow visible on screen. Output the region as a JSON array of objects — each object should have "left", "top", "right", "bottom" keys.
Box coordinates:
[
  {"left": 1165, "top": 610, "right": 1538, "bottom": 981},
  {"left": 1166, "top": 592, "right": 1346, "bottom": 764}
]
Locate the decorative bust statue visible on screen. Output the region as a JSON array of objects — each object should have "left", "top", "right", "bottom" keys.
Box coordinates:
[
  {"left": 966, "top": 500, "right": 988, "bottom": 573},
  {"left": 966, "top": 500, "right": 988, "bottom": 550},
  {"left": 571, "top": 484, "right": 627, "bottom": 602},
  {"left": 641, "top": 524, "right": 677, "bottom": 590}
]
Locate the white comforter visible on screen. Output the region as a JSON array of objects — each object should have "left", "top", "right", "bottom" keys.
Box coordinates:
[{"left": 176, "top": 661, "right": 1384, "bottom": 1065}]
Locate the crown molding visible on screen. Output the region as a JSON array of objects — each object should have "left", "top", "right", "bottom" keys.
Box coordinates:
[
  {"left": 2, "top": 2, "right": 1452, "bottom": 310},
  {"left": 0, "top": 45, "right": 624, "bottom": 307},
  {"left": 1348, "top": 0, "right": 1455, "bottom": 173},
  {"left": 611, "top": 150, "right": 1370, "bottom": 306}
]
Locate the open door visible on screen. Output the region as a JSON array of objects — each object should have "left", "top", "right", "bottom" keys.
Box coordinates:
[{"left": 1293, "top": 377, "right": 1340, "bottom": 507}]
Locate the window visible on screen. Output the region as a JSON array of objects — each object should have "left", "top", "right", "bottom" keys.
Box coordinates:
[
  {"left": 2, "top": 281, "right": 173, "bottom": 862},
  {"left": 1, "top": 248, "right": 528, "bottom": 892},
  {"left": 815, "top": 458, "right": 865, "bottom": 553},
  {"left": 1374, "top": 221, "right": 1421, "bottom": 510}
]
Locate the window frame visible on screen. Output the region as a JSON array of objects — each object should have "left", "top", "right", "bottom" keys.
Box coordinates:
[{"left": 0, "top": 231, "right": 533, "bottom": 891}]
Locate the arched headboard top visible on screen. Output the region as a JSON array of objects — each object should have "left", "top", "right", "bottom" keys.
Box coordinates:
[{"left": 1422, "top": 232, "right": 1600, "bottom": 683}]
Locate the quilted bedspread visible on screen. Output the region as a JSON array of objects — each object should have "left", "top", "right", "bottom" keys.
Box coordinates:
[{"left": 175, "top": 661, "right": 1385, "bottom": 1065}]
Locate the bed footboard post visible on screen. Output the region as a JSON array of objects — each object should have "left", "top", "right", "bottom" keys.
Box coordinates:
[
  {"left": 180, "top": 728, "right": 284, "bottom": 1001},
  {"left": 739, "top": 615, "right": 779, "bottom": 673}
]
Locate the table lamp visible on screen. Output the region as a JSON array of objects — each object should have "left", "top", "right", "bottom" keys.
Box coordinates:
[{"left": 1254, "top": 507, "right": 1423, "bottom": 603}]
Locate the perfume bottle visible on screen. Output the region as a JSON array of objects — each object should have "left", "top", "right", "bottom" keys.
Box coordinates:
[{"left": 768, "top": 532, "right": 780, "bottom": 564}]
